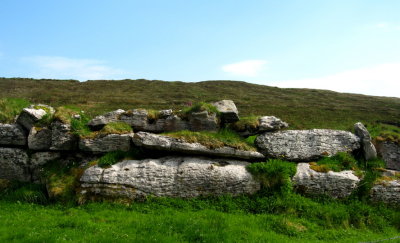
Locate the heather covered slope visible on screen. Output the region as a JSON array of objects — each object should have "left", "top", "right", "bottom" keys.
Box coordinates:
[{"left": 1, "top": 78, "right": 399, "bottom": 130}]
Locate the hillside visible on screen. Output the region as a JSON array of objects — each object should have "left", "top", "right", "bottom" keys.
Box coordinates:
[{"left": 1, "top": 78, "right": 399, "bottom": 130}]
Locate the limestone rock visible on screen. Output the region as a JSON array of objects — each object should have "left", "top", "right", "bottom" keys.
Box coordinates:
[
  {"left": 371, "top": 179, "right": 400, "bottom": 206},
  {"left": 0, "top": 148, "right": 30, "bottom": 182},
  {"left": 213, "top": 100, "right": 239, "bottom": 123},
  {"left": 16, "top": 105, "right": 54, "bottom": 131},
  {"left": 164, "top": 115, "right": 188, "bottom": 132},
  {"left": 132, "top": 132, "right": 265, "bottom": 160},
  {"left": 50, "top": 121, "right": 78, "bottom": 151},
  {"left": 293, "top": 163, "right": 360, "bottom": 198},
  {"left": 0, "top": 123, "right": 27, "bottom": 146},
  {"left": 354, "top": 122, "right": 377, "bottom": 161},
  {"left": 119, "top": 109, "right": 148, "bottom": 131},
  {"left": 80, "top": 156, "right": 260, "bottom": 200},
  {"left": 28, "top": 127, "right": 52, "bottom": 150},
  {"left": 188, "top": 111, "right": 219, "bottom": 131},
  {"left": 377, "top": 141, "right": 400, "bottom": 171},
  {"left": 259, "top": 116, "right": 289, "bottom": 132},
  {"left": 255, "top": 129, "right": 360, "bottom": 161},
  {"left": 79, "top": 133, "right": 133, "bottom": 153},
  {"left": 30, "top": 152, "right": 61, "bottom": 182},
  {"left": 87, "top": 109, "right": 125, "bottom": 130}
]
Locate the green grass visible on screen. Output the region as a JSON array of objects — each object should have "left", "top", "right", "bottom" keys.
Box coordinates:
[
  {"left": 97, "top": 149, "right": 144, "bottom": 168},
  {"left": 163, "top": 128, "right": 256, "bottom": 151},
  {"left": 367, "top": 122, "right": 400, "bottom": 144},
  {"left": 229, "top": 115, "right": 260, "bottom": 131},
  {"left": 0, "top": 97, "right": 30, "bottom": 123},
  {"left": 309, "top": 152, "right": 359, "bottom": 174},
  {"left": 181, "top": 101, "right": 220, "bottom": 116}
]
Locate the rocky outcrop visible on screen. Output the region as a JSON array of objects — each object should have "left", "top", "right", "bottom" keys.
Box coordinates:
[
  {"left": 188, "top": 111, "right": 219, "bottom": 131},
  {"left": 371, "top": 178, "right": 400, "bottom": 206},
  {"left": 133, "top": 132, "right": 265, "bottom": 160},
  {"left": 213, "top": 100, "right": 239, "bottom": 123},
  {"left": 79, "top": 133, "right": 133, "bottom": 153},
  {"left": 16, "top": 105, "right": 54, "bottom": 131},
  {"left": 232, "top": 116, "right": 288, "bottom": 137},
  {"left": 354, "top": 122, "right": 377, "bottom": 161},
  {"left": 28, "top": 127, "right": 52, "bottom": 150},
  {"left": 119, "top": 109, "right": 148, "bottom": 131},
  {"left": 50, "top": 122, "right": 78, "bottom": 151},
  {"left": 80, "top": 156, "right": 260, "bottom": 200},
  {"left": 0, "top": 123, "right": 26, "bottom": 146},
  {"left": 293, "top": 163, "right": 360, "bottom": 198},
  {"left": 377, "top": 141, "right": 400, "bottom": 171},
  {"left": 255, "top": 129, "right": 360, "bottom": 161},
  {"left": 87, "top": 109, "right": 125, "bottom": 130},
  {"left": 0, "top": 147, "right": 30, "bottom": 182}
]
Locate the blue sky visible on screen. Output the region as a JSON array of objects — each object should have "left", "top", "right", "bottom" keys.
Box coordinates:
[{"left": 1, "top": 0, "right": 400, "bottom": 97}]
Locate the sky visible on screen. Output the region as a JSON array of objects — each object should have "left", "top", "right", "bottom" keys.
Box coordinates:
[{"left": 1, "top": 0, "right": 400, "bottom": 97}]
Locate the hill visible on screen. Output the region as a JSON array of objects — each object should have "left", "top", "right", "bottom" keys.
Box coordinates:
[{"left": 1, "top": 77, "right": 399, "bottom": 130}]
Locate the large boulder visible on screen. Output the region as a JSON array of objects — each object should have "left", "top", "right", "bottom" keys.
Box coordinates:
[
  {"left": 80, "top": 156, "right": 260, "bottom": 200},
  {"left": 87, "top": 109, "right": 125, "bottom": 130},
  {"left": 377, "top": 141, "right": 400, "bottom": 171},
  {"left": 293, "top": 163, "right": 360, "bottom": 198},
  {"left": 371, "top": 177, "right": 400, "bottom": 206},
  {"left": 188, "top": 111, "right": 219, "bottom": 131},
  {"left": 354, "top": 122, "right": 377, "bottom": 161},
  {"left": 119, "top": 109, "right": 148, "bottom": 131},
  {"left": 28, "top": 127, "right": 52, "bottom": 150},
  {"left": 16, "top": 105, "right": 54, "bottom": 131},
  {"left": 133, "top": 132, "right": 265, "bottom": 161},
  {"left": 213, "top": 100, "right": 239, "bottom": 123},
  {"left": 50, "top": 122, "right": 78, "bottom": 151},
  {"left": 79, "top": 133, "right": 133, "bottom": 153},
  {"left": 255, "top": 129, "right": 360, "bottom": 161},
  {"left": 0, "top": 123, "right": 27, "bottom": 146},
  {"left": 0, "top": 148, "right": 30, "bottom": 182}
]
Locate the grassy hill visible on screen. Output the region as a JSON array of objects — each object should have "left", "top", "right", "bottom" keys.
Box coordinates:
[{"left": 1, "top": 77, "right": 399, "bottom": 130}]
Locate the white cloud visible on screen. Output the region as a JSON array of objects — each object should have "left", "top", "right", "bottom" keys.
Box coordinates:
[
  {"left": 222, "top": 60, "right": 267, "bottom": 77},
  {"left": 270, "top": 63, "right": 400, "bottom": 97},
  {"left": 22, "top": 56, "right": 128, "bottom": 81}
]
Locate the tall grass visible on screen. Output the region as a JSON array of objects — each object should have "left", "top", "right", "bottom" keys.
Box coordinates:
[{"left": 0, "top": 98, "right": 30, "bottom": 123}]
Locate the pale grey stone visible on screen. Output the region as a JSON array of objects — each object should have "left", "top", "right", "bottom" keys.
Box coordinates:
[
  {"left": 213, "top": 100, "right": 239, "bottom": 123},
  {"left": 50, "top": 121, "right": 78, "bottom": 151},
  {"left": 119, "top": 109, "right": 148, "bottom": 131},
  {"left": 0, "top": 147, "right": 30, "bottom": 182},
  {"left": 258, "top": 116, "right": 289, "bottom": 132},
  {"left": 164, "top": 115, "right": 188, "bottom": 132},
  {"left": 188, "top": 111, "right": 219, "bottom": 131},
  {"left": 354, "top": 122, "right": 377, "bottom": 161},
  {"left": 16, "top": 105, "right": 54, "bottom": 131},
  {"left": 255, "top": 129, "right": 360, "bottom": 161},
  {"left": 80, "top": 156, "right": 260, "bottom": 200},
  {"left": 28, "top": 127, "right": 52, "bottom": 150},
  {"left": 132, "top": 132, "right": 265, "bottom": 160},
  {"left": 371, "top": 179, "right": 400, "bottom": 206},
  {"left": 79, "top": 133, "right": 133, "bottom": 153},
  {"left": 377, "top": 141, "right": 400, "bottom": 171},
  {"left": 293, "top": 163, "right": 360, "bottom": 198},
  {"left": 87, "top": 109, "right": 125, "bottom": 130},
  {"left": 0, "top": 123, "right": 26, "bottom": 146}
]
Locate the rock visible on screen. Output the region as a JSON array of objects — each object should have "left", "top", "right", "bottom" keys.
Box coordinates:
[
  {"left": 259, "top": 116, "right": 289, "bottom": 132},
  {"left": 28, "top": 127, "right": 52, "bottom": 150},
  {"left": 50, "top": 121, "right": 78, "bottom": 151},
  {"left": 371, "top": 179, "right": 400, "bottom": 206},
  {"left": 158, "top": 109, "right": 173, "bottom": 118},
  {"left": 255, "top": 129, "right": 360, "bottom": 161},
  {"left": 0, "top": 148, "right": 30, "bottom": 182},
  {"left": 119, "top": 109, "right": 148, "bottom": 131},
  {"left": 293, "top": 163, "right": 360, "bottom": 198},
  {"left": 213, "top": 100, "right": 239, "bottom": 123},
  {"left": 377, "top": 141, "right": 400, "bottom": 171},
  {"left": 16, "top": 105, "right": 54, "bottom": 131},
  {"left": 188, "top": 111, "right": 219, "bottom": 131},
  {"left": 132, "top": 132, "right": 265, "bottom": 160},
  {"left": 0, "top": 123, "right": 27, "bottom": 146},
  {"left": 79, "top": 133, "right": 133, "bottom": 153},
  {"left": 87, "top": 109, "right": 125, "bottom": 130},
  {"left": 164, "top": 115, "right": 189, "bottom": 132},
  {"left": 80, "top": 156, "right": 260, "bottom": 200},
  {"left": 30, "top": 152, "right": 61, "bottom": 182},
  {"left": 354, "top": 122, "right": 377, "bottom": 161}
]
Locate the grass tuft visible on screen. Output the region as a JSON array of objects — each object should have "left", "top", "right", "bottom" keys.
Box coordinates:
[
  {"left": 0, "top": 98, "right": 30, "bottom": 123},
  {"left": 97, "top": 148, "right": 145, "bottom": 168},
  {"left": 229, "top": 116, "right": 260, "bottom": 131},
  {"left": 309, "top": 152, "right": 359, "bottom": 174},
  {"left": 182, "top": 102, "right": 220, "bottom": 116}
]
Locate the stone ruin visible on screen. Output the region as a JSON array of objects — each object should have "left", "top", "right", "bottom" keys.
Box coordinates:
[{"left": 0, "top": 100, "right": 399, "bottom": 205}]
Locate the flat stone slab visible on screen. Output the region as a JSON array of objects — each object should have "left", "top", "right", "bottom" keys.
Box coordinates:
[
  {"left": 80, "top": 156, "right": 260, "bottom": 200},
  {"left": 0, "top": 123, "right": 26, "bottom": 146},
  {"left": 79, "top": 133, "right": 133, "bottom": 153},
  {"left": 255, "top": 129, "right": 360, "bottom": 161},
  {"left": 292, "top": 163, "right": 360, "bottom": 198},
  {"left": 132, "top": 132, "right": 265, "bottom": 161}
]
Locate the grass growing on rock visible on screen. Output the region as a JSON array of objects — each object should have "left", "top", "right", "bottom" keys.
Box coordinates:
[
  {"left": 0, "top": 97, "right": 30, "bottom": 123},
  {"left": 309, "top": 152, "right": 360, "bottom": 173},
  {"left": 229, "top": 116, "right": 260, "bottom": 131},
  {"left": 97, "top": 148, "right": 144, "bottom": 168},
  {"left": 181, "top": 102, "right": 220, "bottom": 116},
  {"left": 368, "top": 122, "right": 400, "bottom": 144},
  {"left": 79, "top": 122, "right": 133, "bottom": 139},
  {"left": 163, "top": 128, "right": 257, "bottom": 151}
]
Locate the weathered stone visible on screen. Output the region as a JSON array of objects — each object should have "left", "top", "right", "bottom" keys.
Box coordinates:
[
  {"left": 259, "top": 116, "right": 289, "bottom": 132},
  {"left": 354, "top": 122, "right": 377, "bottom": 161},
  {"left": 28, "top": 127, "right": 52, "bottom": 150},
  {"left": 371, "top": 179, "right": 400, "bottom": 206},
  {"left": 158, "top": 109, "right": 173, "bottom": 118},
  {"left": 50, "top": 121, "right": 78, "bottom": 151},
  {"left": 119, "top": 109, "right": 148, "bottom": 131},
  {"left": 293, "top": 163, "right": 360, "bottom": 198},
  {"left": 79, "top": 133, "right": 133, "bottom": 153},
  {"left": 0, "top": 148, "right": 30, "bottom": 182},
  {"left": 16, "top": 105, "right": 54, "bottom": 131},
  {"left": 132, "top": 132, "right": 265, "bottom": 160},
  {"left": 164, "top": 115, "right": 188, "bottom": 132},
  {"left": 377, "top": 141, "right": 400, "bottom": 171},
  {"left": 87, "top": 109, "right": 125, "bottom": 130},
  {"left": 213, "top": 100, "right": 239, "bottom": 123},
  {"left": 30, "top": 152, "right": 61, "bottom": 182},
  {"left": 255, "top": 129, "right": 360, "bottom": 161},
  {"left": 188, "top": 111, "right": 219, "bottom": 131},
  {"left": 80, "top": 156, "right": 260, "bottom": 200},
  {"left": 0, "top": 123, "right": 26, "bottom": 146}
]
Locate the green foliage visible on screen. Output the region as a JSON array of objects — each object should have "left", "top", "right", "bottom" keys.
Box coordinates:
[
  {"left": 229, "top": 116, "right": 260, "bottom": 131},
  {"left": 101, "top": 122, "right": 132, "bottom": 134},
  {"left": 70, "top": 112, "right": 91, "bottom": 137},
  {"left": 164, "top": 128, "right": 256, "bottom": 151},
  {"left": 98, "top": 149, "right": 144, "bottom": 168},
  {"left": 0, "top": 182, "right": 48, "bottom": 204},
  {"left": 367, "top": 122, "right": 400, "bottom": 144},
  {"left": 53, "top": 106, "right": 79, "bottom": 124},
  {"left": 182, "top": 102, "right": 220, "bottom": 115},
  {"left": 309, "top": 152, "right": 359, "bottom": 173},
  {"left": 247, "top": 160, "right": 297, "bottom": 194},
  {"left": 0, "top": 97, "right": 30, "bottom": 123}
]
